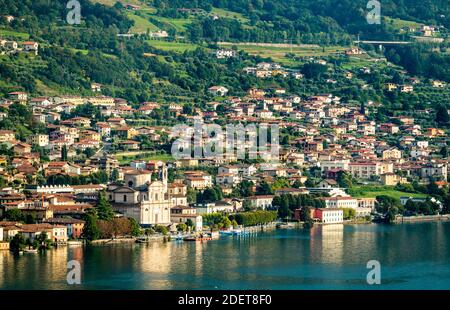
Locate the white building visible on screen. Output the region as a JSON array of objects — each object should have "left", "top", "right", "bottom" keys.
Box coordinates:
[
  {"left": 22, "top": 41, "right": 39, "bottom": 55},
  {"left": 171, "top": 214, "right": 203, "bottom": 231},
  {"left": 208, "top": 86, "right": 229, "bottom": 97},
  {"left": 321, "top": 197, "right": 358, "bottom": 209},
  {"left": 218, "top": 164, "right": 257, "bottom": 177},
  {"left": 313, "top": 208, "right": 344, "bottom": 224},
  {"left": 185, "top": 172, "right": 213, "bottom": 190},
  {"left": 216, "top": 173, "right": 242, "bottom": 187},
  {"left": 420, "top": 162, "right": 447, "bottom": 181},
  {"left": 30, "top": 97, "right": 51, "bottom": 107},
  {"left": 246, "top": 195, "right": 274, "bottom": 210},
  {"left": 216, "top": 49, "right": 237, "bottom": 59},
  {"left": 195, "top": 201, "right": 235, "bottom": 214},
  {"left": 149, "top": 30, "right": 169, "bottom": 38},
  {"left": 348, "top": 161, "right": 393, "bottom": 179},
  {"left": 320, "top": 159, "right": 350, "bottom": 172}
]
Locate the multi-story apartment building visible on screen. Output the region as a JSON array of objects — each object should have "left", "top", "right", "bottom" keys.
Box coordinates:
[
  {"left": 26, "top": 134, "right": 49, "bottom": 147},
  {"left": 246, "top": 195, "right": 274, "bottom": 210},
  {"left": 420, "top": 162, "right": 448, "bottom": 181},
  {"left": 321, "top": 197, "right": 359, "bottom": 209},
  {"left": 348, "top": 161, "right": 393, "bottom": 179}
]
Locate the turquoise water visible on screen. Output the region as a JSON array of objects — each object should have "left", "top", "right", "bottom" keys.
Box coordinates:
[{"left": 1, "top": 222, "right": 449, "bottom": 290}]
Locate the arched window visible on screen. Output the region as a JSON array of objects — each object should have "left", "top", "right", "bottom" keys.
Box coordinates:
[{"left": 128, "top": 181, "right": 133, "bottom": 187}]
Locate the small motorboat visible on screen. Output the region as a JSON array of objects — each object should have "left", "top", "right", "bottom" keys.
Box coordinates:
[
  {"left": 173, "top": 235, "right": 185, "bottom": 241},
  {"left": 219, "top": 230, "right": 234, "bottom": 236},
  {"left": 208, "top": 231, "right": 220, "bottom": 239},
  {"left": 232, "top": 229, "right": 243, "bottom": 235},
  {"left": 24, "top": 248, "right": 38, "bottom": 254},
  {"left": 67, "top": 241, "right": 83, "bottom": 246},
  {"left": 183, "top": 235, "right": 212, "bottom": 242}
]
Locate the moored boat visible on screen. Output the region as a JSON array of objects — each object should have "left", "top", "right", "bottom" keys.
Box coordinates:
[
  {"left": 23, "top": 249, "right": 38, "bottom": 254},
  {"left": 67, "top": 240, "right": 83, "bottom": 246},
  {"left": 208, "top": 231, "right": 220, "bottom": 239},
  {"left": 183, "top": 236, "right": 212, "bottom": 242},
  {"left": 219, "top": 230, "right": 234, "bottom": 235}
]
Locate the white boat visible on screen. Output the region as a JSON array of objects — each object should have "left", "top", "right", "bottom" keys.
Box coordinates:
[
  {"left": 219, "top": 230, "right": 234, "bottom": 236},
  {"left": 24, "top": 249, "right": 38, "bottom": 254},
  {"left": 67, "top": 241, "right": 83, "bottom": 246},
  {"left": 232, "top": 229, "right": 243, "bottom": 234},
  {"left": 135, "top": 237, "right": 150, "bottom": 243},
  {"left": 208, "top": 231, "right": 220, "bottom": 239}
]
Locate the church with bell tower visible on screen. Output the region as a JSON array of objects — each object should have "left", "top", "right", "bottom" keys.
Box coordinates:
[{"left": 106, "top": 164, "right": 172, "bottom": 226}]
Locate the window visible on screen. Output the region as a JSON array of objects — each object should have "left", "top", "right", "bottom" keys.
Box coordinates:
[{"left": 124, "top": 195, "right": 127, "bottom": 202}]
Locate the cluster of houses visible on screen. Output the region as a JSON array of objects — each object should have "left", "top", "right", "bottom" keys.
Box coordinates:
[
  {"left": 0, "top": 39, "right": 39, "bottom": 56},
  {"left": 243, "top": 62, "right": 304, "bottom": 79},
  {"left": 0, "top": 92, "right": 169, "bottom": 163}
]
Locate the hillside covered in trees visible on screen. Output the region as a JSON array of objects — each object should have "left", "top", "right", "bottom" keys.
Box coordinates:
[{"left": 0, "top": 0, "right": 448, "bottom": 102}]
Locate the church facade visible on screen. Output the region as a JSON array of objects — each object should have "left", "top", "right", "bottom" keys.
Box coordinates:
[{"left": 107, "top": 166, "right": 173, "bottom": 226}]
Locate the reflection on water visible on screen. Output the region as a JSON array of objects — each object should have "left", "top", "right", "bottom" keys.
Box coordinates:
[
  {"left": 310, "top": 224, "right": 344, "bottom": 264},
  {"left": 1, "top": 222, "right": 449, "bottom": 290}
]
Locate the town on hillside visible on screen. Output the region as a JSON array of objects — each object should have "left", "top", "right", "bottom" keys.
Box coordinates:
[
  {"left": 0, "top": 0, "right": 449, "bottom": 253},
  {"left": 0, "top": 76, "right": 449, "bottom": 250}
]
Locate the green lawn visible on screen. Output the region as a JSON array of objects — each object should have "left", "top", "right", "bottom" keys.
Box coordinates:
[
  {"left": 349, "top": 186, "right": 428, "bottom": 200},
  {"left": 340, "top": 56, "right": 386, "bottom": 70},
  {"left": 218, "top": 43, "right": 347, "bottom": 66},
  {"left": 69, "top": 48, "right": 117, "bottom": 59},
  {"left": 211, "top": 8, "right": 250, "bottom": 23},
  {"left": 116, "top": 152, "right": 173, "bottom": 164},
  {"left": 91, "top": 0, "right": 149, "bottom": 7},
  {"left": 149, "top": 15, "right": 193, "bottom": 33},
  {"left": 0, "top": 29, "right": 30, "bottom": 39},
  {"left": 384, "top": 17, "right": 423, "bottom": 30},
  {"left": 127, "top": 12, "right": 159, "bottom": 33},
  {"left": 146, "top": 40, "right": 201, "bottom": 52}
]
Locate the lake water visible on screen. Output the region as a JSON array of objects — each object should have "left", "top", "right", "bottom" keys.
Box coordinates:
[{"left": 1, "top": 222, "right": 449, "bottom": 290}]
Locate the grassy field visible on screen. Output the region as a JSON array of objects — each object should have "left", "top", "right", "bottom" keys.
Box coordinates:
[
  {"left": 340, "top": 55, "right": 389, "bottom": 70},
  {"left": 384, "top": 17, "right": 423, "bottom": 30},
  {"left": 91, "top": 0, "right": 145, "bottom": 6},
  {"left": 219, "top": 43, "right": 347, "bottom": 66},
  {"left": 211, "top": 8, "right": 250, "bottom": 23},
  {"left": 146, "top": 40, "right": 201, "bottom": 52},
  {"left": 0, "top": 29, "right": 30, "bottom": 39},
  {"left": 90, "top": 3, "right": 246, "bottom": 34},
  {"left": 149, "top": 15, "right": 193, "bottom": 33},
  {"left": 115, "top": 151, "right": 173, "bottom": 164},
  {"left": 127, "top": 12, "right": 159, "bottom": 33},
  {"left": 349, "top": 186, "right": 428, "bottom": 200}
]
